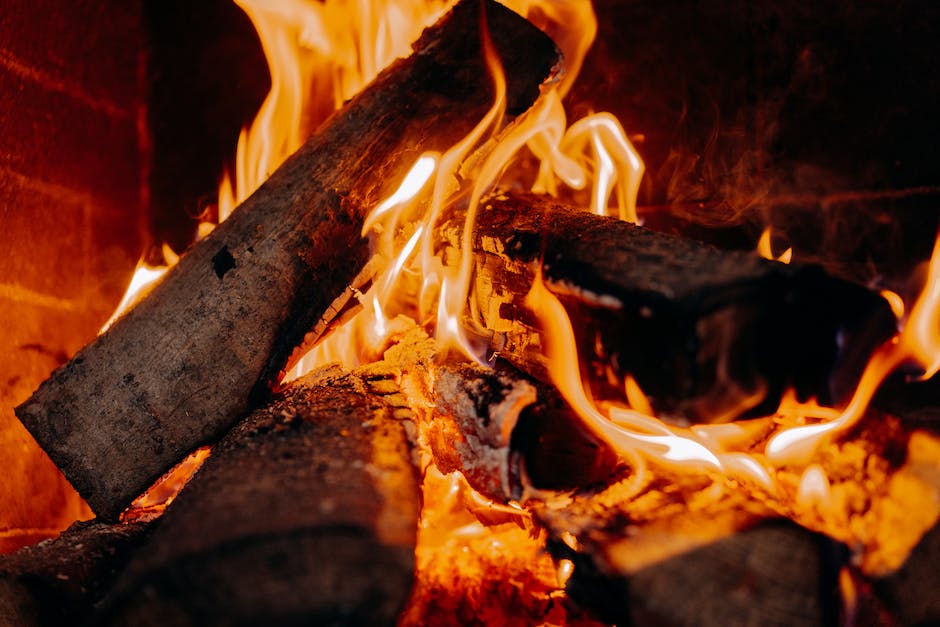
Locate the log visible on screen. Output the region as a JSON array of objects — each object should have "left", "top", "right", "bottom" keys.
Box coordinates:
[
  {"left": 872, "top": 520, "right": 940, "bottom": 626},
  {"left": 15, "top": 0, "right": 561, "bottom": 521},
  {"left": 0, "top": 519, "right": 150, "bottom": 626},
  {"left": 530, "top": 458, "right": 843, "bottom": 626},
  {"left": 377, "top": 333, "right": 609, "bottom": 625},
  {"left": 444, "top": 192, "right": 896, "bottom": 423},
  {"left": 547, "top": 517, "right": 845, "bottom": 627},
  {"left": 420, "top": 359, "right": 618, "bottom": 503},
  {"left": 99, "top": 367, "right": 420, "bottom": 626}
]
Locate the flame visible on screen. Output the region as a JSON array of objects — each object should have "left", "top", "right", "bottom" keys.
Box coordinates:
[
  {"left": 757, "top": 226, "right": 793, "bottom": 264},
  {"left": 767, "top": 231, "right": 940, "bottom": 465},
  {"left": 121, "top": 447, "right": 211, "bottom": 523},
  {"left": 524, "top": 268, "right": 722, "bottom": 475},
  {"left": 91, "top": 0, "right": 940, "bottom": 589},
  {"left": 839, "top": 567, "right": 858, "bottom": 627},
  {"left": 287, "top": 2, "right": 645, "bottom": 378},
  {"left": 880, "top": 288, "right": 905, "bottom": 320},
  {"left": 217, "top": 0, "right": 450, "bottom": 223},
  {"left": 99, "top": 244, "right": 179, "bottom": 333}
]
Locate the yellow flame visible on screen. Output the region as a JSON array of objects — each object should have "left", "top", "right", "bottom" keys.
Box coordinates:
[
  {"left": 624, "top": 375, "right": 653, "bottom": 416},
  {"left": 222, "top": 0, "right": 644, "bottom": 381},
  {"left": 796, "top": 463, "right": 832, "bottom": 511}
]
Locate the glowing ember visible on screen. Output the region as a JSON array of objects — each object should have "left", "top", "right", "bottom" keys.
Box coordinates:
[{"left": 121, "top": 447, "right": 211, "bottom": 524}]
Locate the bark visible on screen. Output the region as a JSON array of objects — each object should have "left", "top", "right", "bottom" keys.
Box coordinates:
[
  {"left": 0, "top": 520, "right": 150, "bottom": 626},
  {"left": 99, "top": 368, "right": 420, "bottom": 627},
  {"left": 15, "top": 0, "right": 560, "bottom": 521},
  {"left": 444, "top": 192, "right": 896, "bottom": 423}
]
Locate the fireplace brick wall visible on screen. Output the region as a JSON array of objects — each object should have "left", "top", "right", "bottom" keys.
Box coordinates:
[{"left": 0, "top": 0, "right": 146, "bottom": 549}]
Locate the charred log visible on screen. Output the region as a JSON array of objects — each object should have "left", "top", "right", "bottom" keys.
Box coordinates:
[
  {"left": 871, "top": 510, "right": 940, "bottom": 625},
  {"left": 423, "top": 360, "right": 618, "bottom": 503},
  {"left": 15, "top": 0, "right": 560, "bottom": 521},
  {"left": 874, "top": 373, "right": 940, "bottom": 431},
  {"left": 100, "top": 368, "right": 420, "bottom": 626},
  {"left": 446, "top": 192, "right": 896, "bottom": 423},
  {"left": 0, "top": 520, "right": 150, "bottom": 626},
  {"left": 549, "top": 518, "right": 844, "bottom": 627}
]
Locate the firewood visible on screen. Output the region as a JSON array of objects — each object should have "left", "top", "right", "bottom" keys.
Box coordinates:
[
  {"left": 874, "top": 374, "right": 940, "bottom": 431},
  {"left": 548, "top": 518, "right": 844, "bottom": 627},
  {"left": 446, "top": 192, "right": 896, "bottom": 423},
  {"left": 417, "top": 359, "right": 618, "bottom": 503},
  {"left": 872, "top": 514, "right": 940, "bottom": 625},
  {"left": 99, "top": 367, "right": 420, "bottom": 626},
  {"left": 0, "top": 519, "right": 150, "bottom": 626},
  {"left": 15, "top": 0, "right": 560, "bottom": 521}
]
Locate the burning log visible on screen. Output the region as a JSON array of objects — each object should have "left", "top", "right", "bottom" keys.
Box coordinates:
[
  {"left": 549, "top": 517, "right": 844, "bottom": 627},
  {"left": 423, "top": 360, "right": 618, "bottom": 502},
  {"left": 100, "top": 367, "right": 420, "bottom": 626},
  {"left": 447, "top": 192, "right": 896, "bottom": 423},
  {"left": 15, "top": 0, "right": 561, "bottom": 521},
  {"left": 405, "top": 356, "right": 847, "bottom": 627},
  {"left": 0, "top": 519, "right": 150, "bottom": 626}
]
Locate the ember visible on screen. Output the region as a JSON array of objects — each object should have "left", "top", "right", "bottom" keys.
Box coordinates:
[{"left": 1, "top": 0, "right": 939, "bottom": 625}]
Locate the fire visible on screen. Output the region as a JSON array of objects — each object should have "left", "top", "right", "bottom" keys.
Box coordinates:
[
  {"left": 217, "top": 0, "right": 450, "bottom": 221},
  {"left": 230, "top": 0, "right": 940, "bottom": 596},
  {"left": 57, "top": 0, "right": 940, "bottom": 616},
  {"left": 756, "top": 226, "right": 793, "bottom": 264},
  {"left": 121, "top": 447, "right": 211, "bottom": 523},
  {"left": 99, "top": 244, "right": 179, "bottom": 333},
  {"left": 767, "top": 231, "right": 940, "bottom": 465}
]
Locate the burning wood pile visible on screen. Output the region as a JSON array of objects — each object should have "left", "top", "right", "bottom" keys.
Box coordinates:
[{"left": 2, "top": 1, "right": 939, "bottom": 625}]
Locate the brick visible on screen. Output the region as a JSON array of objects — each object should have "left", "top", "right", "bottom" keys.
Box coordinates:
[
  {"left": 0, "top": 69, "right": 141, "bottom": 213},
  {"left": 1, "top": 0, "right": 141, "bottom": 116},
  {"left": 0, "top": 301, "right": 104, "bottom": 553}
]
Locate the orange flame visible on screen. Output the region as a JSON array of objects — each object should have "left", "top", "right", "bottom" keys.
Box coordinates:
[
  {"left": 757, "top": 226, "right": 793, "bottom": 264},
  {"left": 97, "top": 0, "right": 940, "bottom": 573},
  {"left": 287, "top": 1, "right": 645, "bottom": 378},
  {"left": 767, "top": 231, "right": 940, "bottom": 465},
  {"left": 217, "top": 0, "right": 450, "bottom": 224},
  {"left": 99, "top": 244, "right": 179, "bottom": 334},
  {"left": 524, "top": 268, "right": 723, "bottom": 476}
]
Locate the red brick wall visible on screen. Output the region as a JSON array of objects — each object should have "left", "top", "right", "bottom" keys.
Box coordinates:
[{"left": 0, "top": 0, "right": 146, "bottom": 549}]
